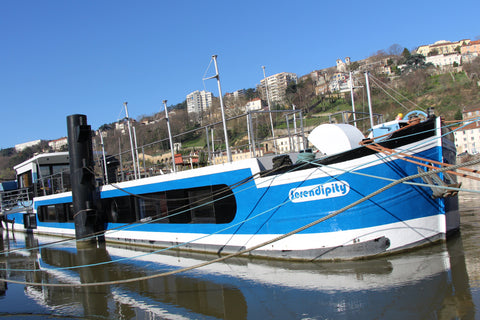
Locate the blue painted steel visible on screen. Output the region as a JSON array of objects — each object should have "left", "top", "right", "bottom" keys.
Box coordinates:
[{"left": 15, "top": 144, "right": 445, "bottom": 240}]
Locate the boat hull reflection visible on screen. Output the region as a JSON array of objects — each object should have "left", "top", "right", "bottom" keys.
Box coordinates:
[{"left": 0, "top": 231, "right": 474, "bottom": 319}]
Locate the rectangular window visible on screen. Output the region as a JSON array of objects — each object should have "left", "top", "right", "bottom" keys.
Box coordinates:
[
  {"left": 189, "top": 187, "right": 215, "bottom": 223},
  {"left": 166, "top": 189, "right": 191, "bottom": 223},
  {"left": 42, "top": 205, "right": 56, "bottom": 221},
  {"left": 38, "top": 184, "right": 236, "bottom": 225},
  {"left": 39, "top": 165, "right": 51, "bottom": 178},
  {"left": 38, "top": 203, "right": 71, "bottom": 222},
  {"left": 111, "top": 196, "right": 136, "bottom": 223},
  {"left": 18, "top": 171, "right": 33, "bottom": 188},
  {"left": 55, "top": 204, "right": 67, "bottom": 222},
  {"left": 52, "top": 164, "right": 70, "bottom": 175},
  {"left": 67, "top": 203, "right": 74, "bottom": 221},
  {"left": 136, "top": 192, "right": 168, "bottom": 223}
]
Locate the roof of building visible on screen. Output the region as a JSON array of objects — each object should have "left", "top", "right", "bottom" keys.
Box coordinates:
[{"left": 457, "top": 120, "right": 480, "bottom": 131}]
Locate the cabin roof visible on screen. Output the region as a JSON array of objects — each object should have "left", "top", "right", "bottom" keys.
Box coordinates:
[{"left": 13, "top": 152, "right": 70, "bottom": 172}]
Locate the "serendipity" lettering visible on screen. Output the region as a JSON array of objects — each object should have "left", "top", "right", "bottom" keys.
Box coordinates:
[{"left": 289, "top": 181, "right": 350, "bottom": 203}]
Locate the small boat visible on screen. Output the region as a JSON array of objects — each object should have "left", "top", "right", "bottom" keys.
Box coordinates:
[{"left": 1, "top": 107, "right": 463, "bottom": 261}]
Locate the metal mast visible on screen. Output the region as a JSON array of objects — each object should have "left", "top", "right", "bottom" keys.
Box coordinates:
[
  {"left": 349, "top": 71, "right": 357, "bottom": 127},
  {"left": 100, "top": 133, "right": 108, "bottom": 184},
  {"left": 124, "top": 102, "right": 138, "bottom": 179},
  {"left": 208, "top": 55, "right": 232, "bottom": 162},
  {"left": 262, "top": 66, "right": 277, "bottom": 153},
  {"left": 163, "top": 100, "right": 176, "bottom": 172},
  {"left": 365, "top": 72, "right": 375, "bottom": 128},
  {"left": 133, "top": 126, "right": 140, "bottom": 177}
]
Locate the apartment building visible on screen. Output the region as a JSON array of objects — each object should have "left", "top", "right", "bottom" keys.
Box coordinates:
[
  {"left": 425, "top": 53, "right": 462, "bottom": 68},
  {"left": 245, "top": 98, "right": 264, "bottom": 112},
  {"left": 225, "top": 89, "right": 246, "bottom": 100},
  {"left": 14, "top": 140, "right": 42, "bottom": 152},
  {"left": 454, "top": 107, "right": 480, "bottom": 155},
  {"left": 258, "top": 72, "right": 298, "bottom": 103},
  {"left": 186, "top": 90, "right": 213, "bottom": 115},
  {"left": 48, "top": 137, "right": 68, "bottom": 151},
  {"left": 416, "top": 39, "right": 470, "bottom": 56},
  {"left": 274, "top": 135, "right": 305, "bottom": 153},
  {"left": 461, "top": 40, "right": 480, "bottom": 56}
]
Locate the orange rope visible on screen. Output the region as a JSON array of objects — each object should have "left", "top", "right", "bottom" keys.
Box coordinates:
[
  {"left": 366, "top": 144, "right": 480, "bottom": 182},
  {"left": 372, "top": 144, "right": 479, "bottom": 175},
  {"left": 359, "top": 119, "right": 419, "bottom": 145}
]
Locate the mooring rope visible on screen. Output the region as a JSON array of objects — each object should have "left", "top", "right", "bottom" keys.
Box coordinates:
[
  {"left": 2, "top": 157, "right": 479, "bottom": 288},
  {"left": 365, "top": 144, "right": 480, "bottom": 182},
  {"left": 2, "top": 118, "right": 477, "bottom": 271},
  {"left": 308, "top": 161, "right": 480, "bottom": 195},
  {"left": 0, "top": 162, "right": 311, "bottom": 260},
  {"left": 4, "top": 150, "right": 475, "bottom": 273},
  {"left": 1, "top": 119, "right": 475, "bottom": 271},
  {"left": 0, "top": 119, "right": 473, "bottom": 276}
]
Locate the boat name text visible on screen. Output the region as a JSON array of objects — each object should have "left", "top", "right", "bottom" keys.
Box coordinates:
[{"left": 289, "top": 181, "right": 350, "bottom": 203}]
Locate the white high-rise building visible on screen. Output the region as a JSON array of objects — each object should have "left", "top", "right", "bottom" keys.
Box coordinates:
[
  {"left": 258, "top": 72, "right": 297, "bottom": 103},
  {"left": 186, "top": 90, "right": 213, "bottom": 115}
]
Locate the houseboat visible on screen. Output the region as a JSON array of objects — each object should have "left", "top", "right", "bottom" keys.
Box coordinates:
[{"left": 0, "top": 108, "right": 462, "bottom": 261}]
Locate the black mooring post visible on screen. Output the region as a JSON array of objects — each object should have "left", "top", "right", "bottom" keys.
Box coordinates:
[{"left": 67, "top": 114, "right": 103, "bottom": 248}]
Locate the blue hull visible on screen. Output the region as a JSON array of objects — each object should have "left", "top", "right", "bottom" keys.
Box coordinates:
[{"left": 6, "top": 117, "right": 459, "bottom": 260}]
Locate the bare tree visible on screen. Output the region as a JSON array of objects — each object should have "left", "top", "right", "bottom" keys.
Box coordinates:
[
  {"left": 388, "top": 44, "right": 403, "bottom": 56},
  {"left": 401, "top": 69, "right": 429, "bottom": 94},
  {"left": 463, "top": 57, "right": 480, "bottom": 80}
]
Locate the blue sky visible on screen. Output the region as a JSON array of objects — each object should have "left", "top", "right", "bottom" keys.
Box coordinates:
[{"left": 1, "top": 0, "right": 478, "bottom": 149}]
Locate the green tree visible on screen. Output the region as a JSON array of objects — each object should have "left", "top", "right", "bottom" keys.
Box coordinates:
[
  {"left": 244, "top": 88, "right": 258, "bottom": 100},
  {"left": 402, "top": 53, "right": 432, "bottom": 73},
  {"left": 401, "top": 48, "right": 411, "bottom": 61},
  {"left": 99, "top": 123, "right": 113, "bottom": 131},
  {"left": 0, "top": 148, "right": 14, "bottom": 157},
  {"left": 349, "top": 61, "right": 360, "bottom": 71},
  {"left": 454, "top": 109, "right": 463, "bottom": 120}
]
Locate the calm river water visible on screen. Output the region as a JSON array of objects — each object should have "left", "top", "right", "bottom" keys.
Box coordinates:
[{"left": 1, "top": 178, "right": 480, "bottom": 319}]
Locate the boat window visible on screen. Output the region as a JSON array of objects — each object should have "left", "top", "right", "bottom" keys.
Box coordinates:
[
  {"left": 212, "top": 185, "right": 236, "bottom": 224},
  {"left": 39, "top": 165, "right": 51, "bottom": 178},
  {"left": 52, "top": 164, "right": 70, "bottom": 175},
  {"left": 136, "top": 192, "right": 169, "bottom": 223},
  {"left": 24, "top": 213, "right": 37, "bottom": 229},
  {"left": 38, "top": 203, "right": 71, "bottom": 222},
  {"left": 55, "top": 204, "right": 68, "bottom": 222},
  {"left": 17, "top": 171, "right": 32, "bottom": 188},
  {"left": 67, "top": 203, "right": 74, "bottom": 221},
  {"left": 189, "top": 187, "right": 215, "bottom": 223},
  {"left": 37, "top": 206, "right": 45, "bottom": 222},
  {"left": 37, "top": 184, "right": 236, "bottom": 225},
  {"left": 38, "top": 205, "right": 57, "bottom": 222},
  {"left": 166, "top": 189, "right": 192, "bottom": 223},
  {"left": 110, "top": 196, "right": 136, "bottom": 223}
]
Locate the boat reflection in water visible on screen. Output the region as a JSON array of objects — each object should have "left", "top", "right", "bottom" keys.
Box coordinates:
[{"left": 0, "top": 231, "right": 475, "bottom": 319}]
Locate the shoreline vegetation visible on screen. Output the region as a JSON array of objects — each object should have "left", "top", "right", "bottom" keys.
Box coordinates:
[{"left": 1, "top": 51, "right": 479, "bottom": 181}]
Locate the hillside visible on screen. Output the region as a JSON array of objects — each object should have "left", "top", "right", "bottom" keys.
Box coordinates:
[{"left": 1, "top": 57, "right": 479, "bottom": 181}]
